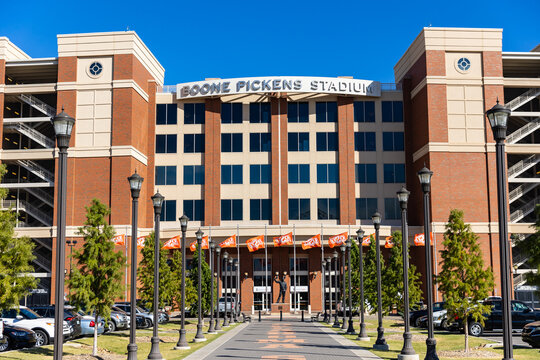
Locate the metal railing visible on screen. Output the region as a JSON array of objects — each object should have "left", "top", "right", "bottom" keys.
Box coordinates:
[
  {"left": 509, "top": 183, "right": 538, "bottom": 203},
  {"left": 5, "top": 122, "right": 55, "bottom": 148},
  {"left": 18, "top": 94, "right": 56, "bottom": 118},
  {"left": 33, "top": 251, "right": 51, "bottom": 272},
  {"left": 510, "top": 197, "right": 539, "bottom": 223},
  {"left": 508, "top": 154, "right": 539, "bottom": 179},
  {"left": 157, "top": 85, "right": 177, "bottom": 94},
  {"left": 514, "top": 273, "right": 528, "bottom": 287},
  {"left": 1, "top": 199, "right": 53, "bottom": 226},
  {"left": 507, "top": 118, "right": 540, "bottom": 144},
  {"left": 505, "top": 88, "right": 540, "bottom": 111},
  {"left": 381, "top": 83, "right": 402, "bottom": 91},
  {"left": 16, "top": 159, "right": 54, "bottom": 183},
  {"left": 25, "top": 187, "right": 54, "bottom": 207}
]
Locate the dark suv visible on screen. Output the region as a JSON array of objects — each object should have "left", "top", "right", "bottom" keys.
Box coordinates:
[{"left": 29, "top": 305, "right": 83, "bottom": 339}]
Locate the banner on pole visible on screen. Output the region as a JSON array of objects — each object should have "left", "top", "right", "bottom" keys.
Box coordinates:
[
  {"left": 301, "top": 234, "right": 321, "bottom": 250},
  {"left": 329, "top": 232, "right": 347, "bottom": 248},
  {"left": 137, "top": 236, "right": 146, "bottom": 249},
  {"left": 219, "top": 234, "right": 237, "bottom": 248},
  {"left": 162, "top": 235, "right": 181, "bottom": 250},
  {"left": 190, "top": 235, "right": 209, "bottom": 252},
  {"left": 247, "top": 235, "right": 265, "bottom": 252},
  {"left": 112, "top": 234, "right": 126, "bottom": 246},
  {"left": 362, "top": 235, "right": 371, "bottom": 246},
  {"left": 384, "top": 236, "right": 394, "bottom": 248},
  {"left": 414, "top": 232, "right": 433, "bottom": 246},
  {"left": 273, "top": 232, "right": 293, "bottom": 247}
]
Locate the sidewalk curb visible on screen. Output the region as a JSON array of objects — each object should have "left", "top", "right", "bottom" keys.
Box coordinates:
[
  {"left": 183, "top": 322, "right": 250, "bottom": 360},
  {"left": 314, "top": 322, "right": 383, "bottom": 359}
]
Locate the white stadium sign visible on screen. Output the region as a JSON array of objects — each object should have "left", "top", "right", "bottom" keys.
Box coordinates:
[{"left": 176, "top": 76, "right": 381, "bottom": 99}]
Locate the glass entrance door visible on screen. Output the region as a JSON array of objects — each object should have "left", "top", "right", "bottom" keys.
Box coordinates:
[
  {"left": 290, "top": 257, "right": 309, "bottom": 311},
  {"left": 253, "top": 258, "right": 272, "bottom": 311}
]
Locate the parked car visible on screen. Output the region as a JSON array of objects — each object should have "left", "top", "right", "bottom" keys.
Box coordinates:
[
  {"left": 410, "top": 302, "right": 445, "bottom": 327},
  {"left": 114, "top": 303, "right": 153, "bottom": 327},
  {"left": 74, "top": 310, "right": 106, "bottom": 336},
  {"left": 218, "top": 297, "right": 236, "bottom": 315},
  {"left": 522, "top": 320, "right": 540, "bottom": 348},
  {"left": 0, "top": 324, "right": 37, "bottom": 351},
  {"left": 29, "top": 305, "right": 83, "bottom": 339},
  {"left": 137, "top": 302, "right": 169, "bottom": 324},
  {"left": 0, "top": 306, "right": 70, "bottom": 346},
  {"left": 417, "top": 309, "right": 449, "bottom": 330},
  {"left": 0, "top": 321, "right": 7, "bottom": 351},
  {"left": 111, "top": 306, "right": 147, "bottom": 329},
  {"left": 105, "top": 308, "right": 129, "bottom": 332}
]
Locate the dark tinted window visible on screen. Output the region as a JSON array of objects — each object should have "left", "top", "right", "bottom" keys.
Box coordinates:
[
  {"left": 184, "top": 134, "right": 204, "bottom": 153},
  {"left": 156, "top": 104, "right": 177, "bottom": 125},
  {"left": 317, "top": 198, "right": 339, "bottom": 220},
  {"left": 355, "top": 164, "right": 377, "bottom": 183},
  {"left": 221, "top": 133, "right": 243, "bottom": 152},
  {"left": 221, "top": 165, "right": 243, "bottom": 184},
  {"left": 288, "top": 102, "right": 309, "bottom": 123},
  {"left": 183, "top": 165, "right": 205, "bottom": 185},
  {"left": 356, "top": 198, "right": 378, "bottom": 219},
  {"left": 250, "top": 164, "right": 271, "bottom": 184},
  {"left": 221, "top": 103, "right": 243, "bottom": 124},
  {"left": 221, "top": 199, "right": 243, "bottom": 221},
  {"left": 156, "top": 166, "right": 177, "bottom": 185},
  {"left": 289, "top": 198, "right": 310, "bottom": 220},
  {"left": 250, "top": 133, "right": 271, "bottom": 152},
  {"left": 250, "top": 103, "right": 271, "bottom": 123},
  {"left": 354, "top": 132, "right": 376, "bottom": 151},
  {"left": 288, "top": 132, "right": 309, "bottom": 151},
  {"left": 183, "top": 200, "right": 204, "bottom": 221},
  {"left": 184, "top": 103, "right": 205, "bottom": 124},
  {"left": 354, "top": 101, "right": 375, "bottom": 122},
  {"left": 316, "top": 102, "right": 337, "bottom": 122},
  {"left": 288, "top": 164, "right": 310, "bottom": 183},
  {"left": 250, "top": 199, "right": 272, "bottom": 220}
]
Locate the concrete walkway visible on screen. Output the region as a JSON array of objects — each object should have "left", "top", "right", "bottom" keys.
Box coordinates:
[{"left": 187, "top": 318, "right": 381, "bottom": 360}]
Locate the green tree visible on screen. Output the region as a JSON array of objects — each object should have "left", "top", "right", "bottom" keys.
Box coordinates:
[
  {"left": 0, "top": 164, "right": 37, "bottom": 311},
  {"left": 363, "top": 234, "right": 385, "bottom": 314},
  {"left": 520, "top": 205, "right": 540, "bottom": 294},
  {"left": 137, "top": 232, "right": 174, "bottom": 310},
  {"left": 170, "top": 249, "right": 196, "bottom": 313},
  {"left": 382, "top": 231, "right": 423, "bottom": 314},
  {"left": 437, "top": 209, "right": 494, "bottom": 352},
  {"left": 67, "top": 199, "right": 125, "bottom": 356},
  {"left": 350, "top": 238, "right": 362, "bottom": 308},
  {"left": 188, "top": 244, "right": 213, "bottom": 315}
]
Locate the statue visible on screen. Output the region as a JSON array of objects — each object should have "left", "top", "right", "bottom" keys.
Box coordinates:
[{"left": 274, "top": 275, "right": 287, "bottom": 303}]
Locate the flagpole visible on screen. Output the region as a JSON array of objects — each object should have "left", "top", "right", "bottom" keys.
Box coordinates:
[
  {"left": 236, "top": 224, "right": 240, "bottom": 316},
  {"left": 125, "top": 232, "right": 128, "bottom": 301},
  {"left": 321, "top": 224, "right": 324, "bottom": 313},
  {"left": 293, "top": 224, "right": 297, "bottom": 313},
  {"left": 264, "top": 224, "right": 268, "bottom": 313}
]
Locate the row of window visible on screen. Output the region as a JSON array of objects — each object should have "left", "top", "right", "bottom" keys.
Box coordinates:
[
  {"left": 161, "top": 197, "right": 402, "bottom": 222},
  {"left": 156, "top": 163, "right": 405, "bottom": 185},
  {"left": 157, "top": 101, "right": 403, "bottom": 125}
]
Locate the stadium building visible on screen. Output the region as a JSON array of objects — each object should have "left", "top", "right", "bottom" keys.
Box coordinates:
[{"left": 0, "top": 27, "right": 539, "bottom": 311}]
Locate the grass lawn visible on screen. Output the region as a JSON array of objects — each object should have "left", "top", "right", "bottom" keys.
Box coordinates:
[
  {"left": 324, "top": 315, "right": 540, "bottom": 360},
  {"left": 2, "top": 318, "right": 241, "bottom": 360}
]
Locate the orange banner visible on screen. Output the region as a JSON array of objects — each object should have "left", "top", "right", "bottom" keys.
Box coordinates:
[
  {"left": 219, "top": 234, "right": 237, "bottom": 248},
  {"left": 384, "top": 236, "right": 394, "bottom": 248},
  {"left": 273, "top": 232, "right": 293, "bottom": 247},
  {"left": 414, "top": 232, "right": 433, "bottom": 246},
  {"left": 329, "top": 232, "right": 348, "bottom": 248},
  {"left": 137, "top": 236, "right": 147, "bottom": 249},
  {"left": 247, "top": 235, "right": 265, "bottom": 252},
  {"left": 362, "top": 235, "right": 371, "bottom": 247},
  {"left": 112, "top": 234, "right": 125, "bottom": 246},
  {"left": 162, "top": 235, "right": 181, "bottom": 250},
  {"left": 301, "top": 234, "right": 321, "bottom": 250},
  {"left": 190, "top": 236, "right": 209, "bottom": 252}
]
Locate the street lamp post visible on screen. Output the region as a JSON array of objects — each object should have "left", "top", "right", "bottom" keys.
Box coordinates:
[
  {"left": 486, "top": 101, "right": 513, "bottom": 360},
  {"left": 127, "top": 171, "right": 144, "bottom": 360},
  {"left": 66, "top": 240, "right": 77, "bottom": 275},
  {"left": 372, "top": 211, "right": 389, "bottom": 351},
  {"left": 340, "top": 243, "right": 347, "bottom": 330},
  {"left": 223, "top": 251, "right": 230, "bottom": 327},
  {"left": 332, "top": 251, "right": 340, "bottom": 328},
  {"left": 326, "top": 257, "right": 333, "bottom": 324},
  {"left": 397, "top": 187, "right": 418, "bottom": 360},
  {"left": 229, "top": 258, "right": 235, "bottom": 325},
  {"left": 147, "top": 191, "right": 164, "bottom": 360},
  {"left": 194, "top": 229, "right": 207, "bottom": 342},
  {"left": 356, "top": 228, "right": 369, "bottom": 341},
  {"left": 346, "top": 238, "right": 356, "bottom": 334},
  {"left": 418, "top": 166, "right": 438, "bottom": 360},
  {"left": 208, "top": 241, "right": 217, "bottom": 334},
  {"left": 322, "top": 258, "right": 327, "bottom": 322},
  {"left": 175, "top": 215, "right": 190, "bottom": 350},
  {"left": 52, "top": 108, "right": 75, "bottom": 360},
  {"left": 215, "top": 246, "right": 222, "bottom": 331}
]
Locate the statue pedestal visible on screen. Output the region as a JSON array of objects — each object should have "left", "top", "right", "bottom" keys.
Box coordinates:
[{"left": 271, "top": 303, "right": 290, "bottom": 313}]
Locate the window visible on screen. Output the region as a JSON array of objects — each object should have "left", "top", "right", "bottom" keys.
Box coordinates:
[
  {"left": 250, "top": 199, "right": 271, "bottom": 220},
  {"left": 183, "top": 165, "right": 205, "bottom": 185},
  {"left": 355, "top": 164, "right": 377, "bottom": 183},
  {"left": 157, "top": 104, "right": 177, "bottom": 125},
  {"left": 183, "top": 200, "right": 204, "bottom": 221},
  {"left": 289, "top": 198, "right": 310, "bottom": 220},
  {"left": 184, "top": 134, "right": 204, "bottom": 153},
  {"left": 317, "top": 198, "right": 339, "bottom": 220},
  {"left": 221, "top": 103, "right": 243, "bottom": 124},
  {"left": 221, "top": 199, "right": 243, "bottom": 221},
  {"left": 156, "top": 134, "right": 177, "bottom": 153},
  {"left": 384, "top": 164, "right": 405, "bottom": 183},
  {"left": 383, "top": 132, "right": 404, "bottom": 151},
  {"left": 316, "top": 132, "right": 338, "bottom": 151},
  {"left": 288, "top": 164, "right": 310, "bottom": 184},
  {"left": 382, "top": 101, "right": 403, "bottom": 122},
  {"left": 221, "top": 165, "right": 243, "bottom": 184},
  {"left": 288, "top": 132, "right": 309, "bottom": 151},
  {"left": 184, "top": 103, "right": 205, "bottom": 124},
  {"left": 354, "top": 132, "right": 376, "bottom": 151},
  {"left": 288, "top": 102, "right": 309, "bottom": 123},
  {"left": 317, "top": 164, "right": 339, "bottom": 183},
  {"left": 356, "top": 198, "right": 378, "bottom": 219},
  {"left": 250, "top": 164, "right": 271, "bottom": 184},
  {"left": 155, "top": 166, "right": 176, "bottom": 185},
  {"left": 384, "top": 198, "right": 400, "bottom": 220},
  {"left": 161, "top": 200, "right": 176, "bottom": 222},
  {"left": 316, "top": 102, "right": 337, "bottom": 122},
  {"left": 250, "top": 133, "right": 271, "bottom": 152},
  {"left": 250, "top": 103, "right": 271, "bottom": 123},
  {"left": 354, "top": 101, "right": 375, "bottom": 122},
  {"left": 221, "top": 133, "right": 243, "bottom": 152}
]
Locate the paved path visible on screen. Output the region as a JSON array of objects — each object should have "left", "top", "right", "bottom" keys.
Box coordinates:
[{"left": 193, "top": 318, "right": 381, "bottom": 360}]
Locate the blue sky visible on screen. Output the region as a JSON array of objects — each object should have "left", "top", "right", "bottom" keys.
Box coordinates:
[{"left": 1, "top": 0, "right": 538, "bottom": 84}]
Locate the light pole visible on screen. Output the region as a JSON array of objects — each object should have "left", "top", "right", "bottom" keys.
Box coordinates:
[
  {"left": 397, "top": 187, "right": 418, "bottom": 360},
  {"left": 372, "top": 211, "right": 389, "bottom": 351},
  {"left": 147, "top": 191, "right": 164, "bottom": 360},
  {"left": 340, "top": 243, "right": 347, "bottom": 330},
  {"left": 418, "top": 166, "right": 437, "bottom": 360},
  {"left": 208, "top": 240, "right": 217, "bottom": 334},
  {"left": 66, "top": 240, "right": 77, "bottom": 275},
  {"left": 194, "top": 229, "right": 207, "bottom": 342},
  {"left": 322, "top": 258, "right": 327, "bottom": 322},
  {"left": 326, "top": 257, "right": 333, "bottom": 324},
  {"left": 175, "top": 215, "right": 190, "bottom": 350},
  {"left": 229, "top": 258, "right": 235, "bottom": 325},
  {"left": 223, "top": 251, "right": 230, "bottom": 327},
  {"left": 356, "top": 228, "right": 369, "bottom": 341},
  {"left": 332, "top": 251, "right": 340, "bottom": 328},
  {"left": 215, "top": 246, "right": 222, "bottom": 331},
  {"left": 127, "top": 171, "right": 144, "bottom": 360},
  {"left": 486, "top": 101, "right": 513, "bottom": 360},
  {"left": 52, "top": 108, "right": 74, "bottom": 360},
  {"left": 346, "top": 238, "right": 356, "bottom": 334}
]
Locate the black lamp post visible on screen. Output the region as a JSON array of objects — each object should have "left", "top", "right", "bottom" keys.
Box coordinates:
[
  {"left": 223, "top": 251, "right": 230, "bottom": 327},
  {"left": 127, "top": 171, "right": 143, "bottom": 360},
  {"left": 486, "top": 101, "right": 513, "bottom": 360},
  {"left": 418, "top": 166, "right": 438, "bottom": 360},
  {"left": 346, "top": 238, "right": 356, "bottom": 334},
  {"left": 147, "top": 191, "right": 164, "bottom": 360},
  {"left": 66, "top": 240, "right": 77, "bottom": 275},
  {"left": 397, "top": 187, "right": 418, "bottom": 360},
  {"left": 52, "top": 108, "right": 74, "bottom": 360},
  {"left": 356, "top": 228, "right": 369, "bottom": 341},
  {"left": 326, "top": 257, "right": 333, "bottom": 324},
  {"left": 322, "top": 258, "right": 327, "bottom": 322},
  {"left": 340, "top": 243, "right": 347, "bottom": 330},
  {"left": 208, "top": 240, "right": 217, "bottom": 334},
  {"left": 194, "top": 229, "right": 207, "bottom": 342},
  {"left": 215, "top": 246, "right": 222, "bottom": 331},
  {"left": 229, "top": 258, "right": 235, "bottom": 325},
  {"left": 175, "top": 215, "right": 190, "bottom": 350},
  {"left": 332, "top": 251, "right": 340, "bottom": 328},
  {"left": 372, "top": 211, "right": 389, "bottom": 351}
]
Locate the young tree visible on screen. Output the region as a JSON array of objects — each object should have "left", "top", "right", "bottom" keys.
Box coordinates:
[
  {"left": 0, "top": 164, "right": 37, "bottom": 311},
  {"left": 437, "top": 209, "right": 494, "bottom": 352},
  {"left": 188, "top": 244, "right": 213, "bottom": 315},
  {"left": 169, "top": 249, "right": 197, "bottom": 313},
  {"left": 363, "top": 234, "right": 385, "bottom": 314},
  {"left": 137, "top": 232, "right": 174, "bottom": 310},
  {"left": 67, "top": 199, "right": 125, "bottom": 356}
]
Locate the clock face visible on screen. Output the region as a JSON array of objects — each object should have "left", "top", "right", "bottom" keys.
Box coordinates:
[{"left": 89, "top": 61, "right": 103, "bottom": 76}]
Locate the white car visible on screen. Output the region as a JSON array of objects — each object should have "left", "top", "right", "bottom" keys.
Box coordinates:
[
  {"left": 433, "top": 309, "right": 449, "bottom": 329},
  {"left": 1, "top": 306, "right": 70, "bottom": 347}
]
